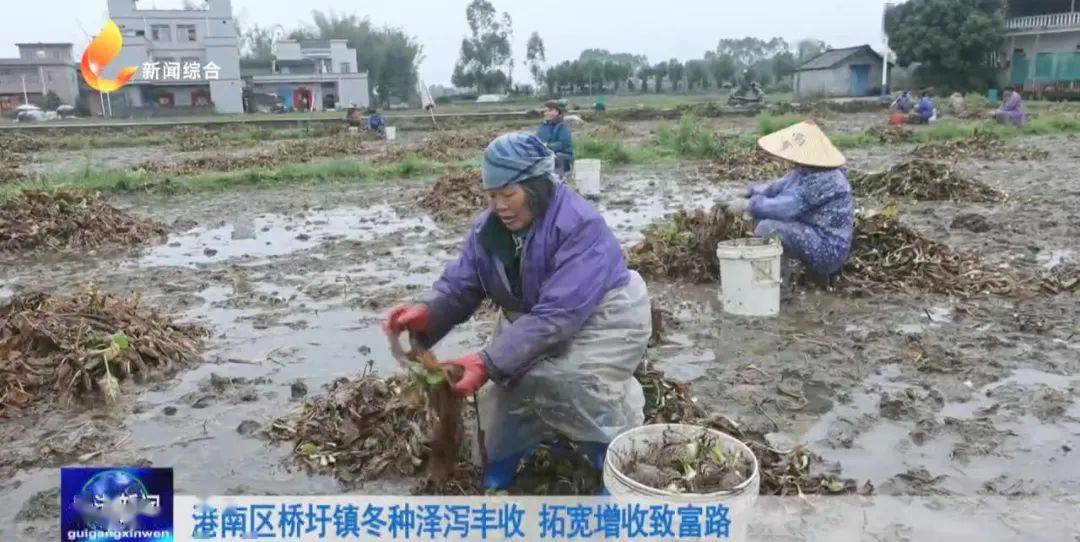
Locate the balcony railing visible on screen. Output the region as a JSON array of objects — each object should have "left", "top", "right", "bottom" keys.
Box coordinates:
[{"left": 1006, "top": 11, "right": 1080, "bottom": 32}]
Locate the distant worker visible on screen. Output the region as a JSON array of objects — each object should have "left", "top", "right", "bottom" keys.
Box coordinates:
[
  {"left": 722, "top": 121, "right": 854, "bottom": 290},
  {"left": 537, "top": 100, "right": 574, "bottom": 176},
  {"left": 891, "top": 90, "right": 914, "bottom": 114},
  {"left": 594, "top": 95, "right": 606, "bottom": 112},
  {"left": 366, "top": 107, "right": 386, "bottom": 136},
  {"left": 948, "top": 92, "right": 966, "bottom": 117},
  {"left": 909, "top": 89, "right": 934, "bottom": 124},
  {"left": 995, "top": 87, "right": 1027, "bottom": 128}
]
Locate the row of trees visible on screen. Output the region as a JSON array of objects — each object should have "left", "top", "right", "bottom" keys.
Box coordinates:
[
  {"left": 239, "top": 11, "right": 423, "bottom": 107},
  {"left": 532, "top": 38, "right": 828, "bottom": 95}
]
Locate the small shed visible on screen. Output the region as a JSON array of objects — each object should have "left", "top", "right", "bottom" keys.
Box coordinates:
[{"left": 794, "top": 45, "right": 887, "bottom": 100}]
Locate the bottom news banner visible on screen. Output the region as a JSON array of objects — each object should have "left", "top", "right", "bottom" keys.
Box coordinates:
[{"left": 54, "top": 466, "right": 1080, "bottom": 541}]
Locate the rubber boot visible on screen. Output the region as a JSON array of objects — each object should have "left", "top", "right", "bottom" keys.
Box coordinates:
[
  {"left": 482, "top": 446, "right": 533, "bottom": 491},
  {"left": 583, "top": 442, "right": 611, "bottom": 495}
]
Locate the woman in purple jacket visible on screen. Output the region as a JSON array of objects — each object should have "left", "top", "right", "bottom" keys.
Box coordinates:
[{"left": 384, "top": 133, "right": 651, "bottom": 490}]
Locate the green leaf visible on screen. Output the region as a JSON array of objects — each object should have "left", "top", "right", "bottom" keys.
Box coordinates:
[
  {"left": 110, "top": 333, "right": 130, "bottom": 351},
  {"left": 298, "top": 443, "right": 318, "bottom": 456},
  {"left": 423, "top": 371, "right": 446, "bottom": 387}
]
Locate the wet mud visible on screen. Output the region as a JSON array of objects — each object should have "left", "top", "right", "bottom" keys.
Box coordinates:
[{"left": 2, "top": 130, "right": 1079, "bottom": 539}]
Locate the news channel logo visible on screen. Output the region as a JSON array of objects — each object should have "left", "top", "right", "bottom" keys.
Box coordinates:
[{"left": 60, "top": 467, "right": 173, "bottom": 542}]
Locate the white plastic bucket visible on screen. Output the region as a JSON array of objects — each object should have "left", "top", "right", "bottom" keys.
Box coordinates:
[
  {"left": 604, "top": 424, "right": 760, "bottom": 541},
  {"left": 385, "top": 126, "right": 397, "bottom": 141},
  {"left": 716, "top": 237, "right": 783, "bottom": 317},
  {"left": 348, "top": 126, "right": 358, "bottom": 134},
  {"left": 575, "top": 159, "right": 602, "bottom": 196}
]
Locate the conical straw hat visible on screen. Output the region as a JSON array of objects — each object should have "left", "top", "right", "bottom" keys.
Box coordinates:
[{"left": 757, "top": 120, "right": 845, "bottom": 168}]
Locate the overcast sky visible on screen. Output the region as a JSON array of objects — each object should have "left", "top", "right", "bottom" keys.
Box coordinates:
[{"left": 1, "top": 0, "right": 891, "bottom": 85}]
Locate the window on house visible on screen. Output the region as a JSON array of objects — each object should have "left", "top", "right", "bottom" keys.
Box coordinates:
[
  {"left": 340, "top": 62, "right": 351, "bottom": 73},
  {"left": 135, "top": 30, "right": 146, "bottom": 37},
  {"left": 151, "top": 25, "right": 172, "bottom": 42},
  {"left": 178, "top": 25, "right": 197, "bottom": 42}
]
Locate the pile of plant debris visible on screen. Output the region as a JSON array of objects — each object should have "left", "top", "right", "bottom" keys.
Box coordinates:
[
  {"left": 866, "top": 125, "right": 915, "bottom": 144},
  {"left": 0, "top": 190, "right": 166, "bottom": 252},
  {"left": 418, "top": 169, "right": 487, "bottom": 220},
  {"left": 580, "top": 118, "right": 637, "bottom": 139},
  {"left": 0, "top": 286, "right": 206, "bottom": 415},
  {"left": 377, "top": 130, "right": 495, "bottom": 165},
  {"left": 912, "top": 131, "right": 1049, "bottom": 161},
  {"left": 848, "top": 160, "right": 1004, "bottom": 202},
  {"left": 170, "top": 127, "right": 221, "bottom": 152},
  {"left": 628, "top": 205, "right": 753, "bottom": 282},
  {"left": 837, "top": 214, "right": 1016, "bottom": 297},
  {"left": 0, "top": 133, "right": 44, "bottom": 184},
  {"left": 637, "top": 365, "right": 862, "bottom": 496},
  {"left": 0, "top": 133, "right": 45, "bottom": 154},
  {"left": 135, "top": 135, "right": 369, "bottom": 176},
  {"left": 700, "top": 148, "right": 788, "bottom": 182},
  {"left": 267, "top": 368, "right": 483, "bottom": 495}
]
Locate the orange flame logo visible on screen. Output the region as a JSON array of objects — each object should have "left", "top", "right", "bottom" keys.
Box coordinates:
[{"left": 80, "top": 20, "right": 137, "bottom": 93}]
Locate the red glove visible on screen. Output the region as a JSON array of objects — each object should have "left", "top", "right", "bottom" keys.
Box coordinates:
[
  {"left": 383, "top": 304, "right": 430, "bottom": 335},
  {"left": 441, "top": 353, "right": 488, "bottom": 397}
]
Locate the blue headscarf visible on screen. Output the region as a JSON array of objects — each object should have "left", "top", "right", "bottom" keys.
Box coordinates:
[{"left": 482, "top": 133, "right": 556, "bottom": 190}]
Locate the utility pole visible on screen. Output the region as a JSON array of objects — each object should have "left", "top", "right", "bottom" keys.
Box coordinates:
[{"left": 882, "top": 2, "right": 896, "bottom": 98}]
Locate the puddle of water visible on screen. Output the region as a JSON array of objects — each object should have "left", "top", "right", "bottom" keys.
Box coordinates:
[
  {"left": 940, "top": 368, "right": 1073, "bottom": 419},
  {"left": 800, "top": 365, "right": 1080, "bottom": 494},
  {"left": 652, "top": 348, "right": 715, "bottom": 382},
  {"left": 1038, "top": 248, "right": 1076, "bottom": 269},
  {"left": 139, "top": 205, "right": 437, "bottom": 268},
  {"left": 595, "top": 176, "right": 733, "bottom": 245}
]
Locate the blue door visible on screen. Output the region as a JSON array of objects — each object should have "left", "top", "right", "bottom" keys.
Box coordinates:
[{"left": 850, "top": 64, "right": 871, "bottom": 96}]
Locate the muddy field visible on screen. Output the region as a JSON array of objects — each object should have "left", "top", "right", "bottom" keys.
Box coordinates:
[{"left": 2, "top": 116, "right": 1079, "bottom": 540}]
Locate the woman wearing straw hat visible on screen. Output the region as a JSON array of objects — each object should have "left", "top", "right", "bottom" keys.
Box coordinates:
[{"left": 724, "top": 121, "right": 854, "bottom": 286}]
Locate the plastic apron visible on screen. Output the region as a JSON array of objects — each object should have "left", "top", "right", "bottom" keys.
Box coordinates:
[{"left": 477, "top": 271, "right": 651, "bottom": 462}]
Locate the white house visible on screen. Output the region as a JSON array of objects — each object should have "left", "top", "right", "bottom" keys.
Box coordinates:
[
  {"left": 103, "top": 0, "right": 243, "bottom": 114},
  {"left": 249, "top": 39, "right": 369, "bottom": 111},
  {"left": 0, "top": 43, "right": 81, "bottom": 115},
  {"left": 794, "top": 45, "right": 887, "bottom": 100},
  {"left": 1002, "top": 0, "right": 1080, "bottom": 97}
]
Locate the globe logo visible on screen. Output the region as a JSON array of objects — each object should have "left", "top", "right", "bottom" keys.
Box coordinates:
[{"left": 72, "top": 469, "right": 162, "bottom": 532}]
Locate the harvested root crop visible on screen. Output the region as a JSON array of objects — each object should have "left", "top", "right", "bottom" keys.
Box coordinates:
[
  {"left": 700, "top": 148, "right": 788, "bottom": 182},
  {"left": 0, "top": 190, "right": 166, "bottom": 252},
  {"left": 637, "top": 365, "right": 861, "bottom": 496},
  {"left": 621, "top": 431, "right": 754, "bottom": 493},
  {"left": 848, "top": 160, "right": 1004, "bottom": 202},
  {"left": 839, "top": 214, "right": 1015, "bottom": 297},
  {"left": 0, "top": 286, "right": 206, "bottom": 414},
  {"left": 628, "top": 206, "right": 753, "bottom": 282},
  {"left": 912, "top": 131, "right": 1049, "bottom": 161},
  {"left": 418, "top": 169, "right": 487, "bottom": 221}
]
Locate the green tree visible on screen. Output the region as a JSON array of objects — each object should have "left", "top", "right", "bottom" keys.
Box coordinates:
[
  {"left": 652, "top": 61, "right": 667, "bottom": 92},
  {"left": 708, "top": 55, "right": 737, "bottom": 87},
  {"left": 637, "top": 65, "right": 651, "bottom": 93},
  {"left": 240, "top": 24, "right": 284, "bottom": 69},
  {"left": 771, "top": 51, "right": 798, "bottom": 82},
  {"left": 452, "top": 0, "right": 513, "bottom": 93},
  {"left": 885, "top": 0, "right": 1005, "bottom": 91},
  {"left": 667, "top": 59, "right": 685, "bottom": 91},
  {"left": 526, "top": 32, "right": 546, "bottom": 90},
  {"left": 685, "top": 60, "right": 709, "bottom": 90},
  {"left": 293, "top": 11, "right": 422, "bottom": 106},
  {"left": 796, "top": 39, "right": 829, "bottom": 62}
]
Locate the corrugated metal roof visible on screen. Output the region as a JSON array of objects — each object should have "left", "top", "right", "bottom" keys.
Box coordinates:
[{"left": 798, "top": 45, "right": 882, "bottom": 71}]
